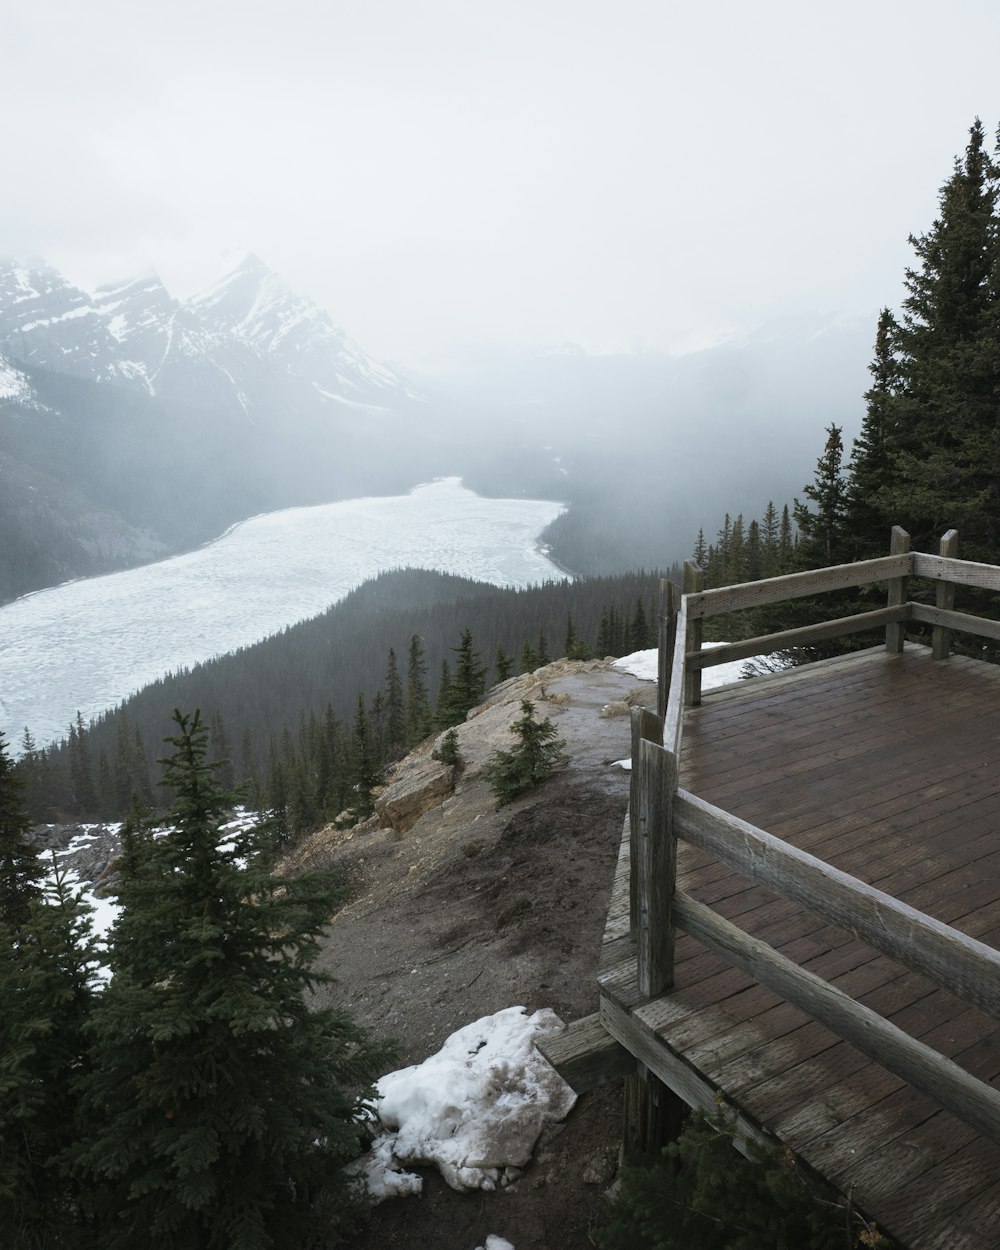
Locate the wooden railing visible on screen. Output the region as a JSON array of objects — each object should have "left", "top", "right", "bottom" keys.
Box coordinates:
[{"left": 628, "top": 527, "right": 1000, "bottom": 1145}]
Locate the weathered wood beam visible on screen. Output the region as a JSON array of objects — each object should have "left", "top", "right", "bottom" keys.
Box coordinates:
[
  {"left": 535, "top": 1013, "right": 633, "bottom": 1094},
  {"left": 673, "top": 789, "right": 1000, "bottom": 1018},
  {"left": 910, "top": 601, "right": 1000, "bottom": 643},
  {"left": 629, "top": 707, "right": 662, "bottom": 942},
  {"left": 685, "top": 606, "right": 908, "bottom": 670},
  {"left": 913, "top": 551, "right": 1000, "bottom": 591},
  {"left": 657, "top": 579, "right": 680, "bottom": 721},
  {"left": 932, "top": 530, "right": 959, "bottom": 659},
  {"left": 672, "top": 891, "right": 1000, "bottom": 1146},
  {"left": 600, "top": 994, "right": 773, "bottom": 1159},
  {"left": 636, "top": 739, "right": 677, "bottom": 997},
  {"left": 685, "top": 553, "right": 912, "bottom": 619},
  {"left": 683, "top": 562, "right": 705, "bottom": 707},
  {"left": 663, "top": 598, "right": 687, "bottom": 758},
  {"left": 885, "top": 525, "right": 910, "bottom": 653},
  {"left": 622, "top": 1062, "right": 686, "bottom": 1159}
]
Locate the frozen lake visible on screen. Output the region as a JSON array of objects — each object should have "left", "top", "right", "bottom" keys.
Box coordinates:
[{"left": 0, "top": 478, "right": 565, "bottom": 747}]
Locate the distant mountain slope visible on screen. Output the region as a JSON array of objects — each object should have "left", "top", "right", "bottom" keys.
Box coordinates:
[{"left": 0, "top": 256, "right": 428, "bottom": 604}]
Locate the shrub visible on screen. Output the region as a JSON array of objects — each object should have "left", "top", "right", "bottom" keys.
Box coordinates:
[
  {"left": 597, "top": 1107, "right": 892, "bottom": 1250},
  {"left": 484, "top": 699, "right": 568, "bottom": 806}
]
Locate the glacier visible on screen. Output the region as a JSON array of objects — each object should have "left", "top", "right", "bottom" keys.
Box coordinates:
[{"left": 0, "top": 478, "right": 566, "bottom": 748}]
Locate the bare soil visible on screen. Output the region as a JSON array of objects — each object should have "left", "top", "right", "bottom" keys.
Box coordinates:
[{"left": 304, "top": 660, "right": 655, "bottom": 1250}]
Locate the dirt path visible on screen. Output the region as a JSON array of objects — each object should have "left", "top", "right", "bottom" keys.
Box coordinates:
[{"left": 305, "top": 659, "right": 654, "bottom": 1250}]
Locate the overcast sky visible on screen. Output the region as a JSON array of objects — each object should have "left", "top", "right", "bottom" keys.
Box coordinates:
[{"left": 3, "top": 0, "right": 999, "bottom": 370}]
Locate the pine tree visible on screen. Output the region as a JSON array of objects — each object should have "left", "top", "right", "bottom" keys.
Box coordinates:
[
  {"left": 405, "top": 634, "right": 431, "bottom": 746},
  {"left": 350, "top": 694, "right": 378, "bottom": 814},
  {"left": 437, "top": 629, "right": 487, "bottom": 728},
  {"left": 0, "top": 732, "right": 43, "bottom": 931},
  {"left": 846, "top": 308, "right": 904, "bottom": 558},
  {"left": 794, "top": 425, "right": 850, "bottom": 568},
  {"left": 874, "top": 119, "right": 1000, "bottom": 558},
  {"left": 494, "top": 642, "right": 513, "bottom": 684},
  {"left": 0, "top": 863, "right": 98, "bottom": 1247},
  {"left": 383, "top": 648, "right": 405, "bottom": 761},
  {"left": 68, "top": 713, "right": 97, "bottom": 819},
  {"left": 71, "top": 710, "right": 389, "bottom": 1250},
  {"left": 484, "top": 700, "right": 568, "bottom": 807},
  {"left": 537, "top": 629, "right": 550, "bottom": 666}
]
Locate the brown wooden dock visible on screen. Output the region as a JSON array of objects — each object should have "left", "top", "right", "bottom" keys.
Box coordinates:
[{"left": 599, "top": 644, "right": 1000, "bottom": 1250}]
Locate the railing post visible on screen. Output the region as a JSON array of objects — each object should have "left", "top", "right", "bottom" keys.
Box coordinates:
[
  {"left": 629, "top": 707, "right": 663, "bottom": 943},
  {"left": 636, "top": 737, "right": 677, "bottom": 997},
  {"left": 932, "top": 529, "right": 959, "bottom": 659},
  {"left": 657, "top": 579, "right": 680, "bottom": 721},
  {"left": 683, "top": 561, "right": 705, "bottom": 706},
  {"left": 885, "top": 526, "right": 910, "bottom": 653}
]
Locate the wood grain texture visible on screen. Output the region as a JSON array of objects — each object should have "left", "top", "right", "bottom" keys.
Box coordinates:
[
  {"left": 636, "top": 739, "right": 677, "bottom": 996},
  {"left": 686, "top": 606, "right": 908, "bottom": 669},
  {"left": 672, "top": 789, "right": 1000, "bottom": 1017},
  {"left": 886, "top": 525, "right": 910, "bottom": 652},
  {"left": 932, "top": 530, "right": 959, "bottom": 659},
  {"left": 685, "top": 553, "right": 911, "bottom": 619},
  {"left": 672, "top": 891, "right": 1000, "bottom": 1146},
  {"left": 913, "top": 551, "right": 1000, "bottom": 590}
]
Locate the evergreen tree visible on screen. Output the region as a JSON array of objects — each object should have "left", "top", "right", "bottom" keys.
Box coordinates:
[
  {"left": 208, "top": 709, "right": 235, "bottom": 792},
  {"left": 846, "top": 308, "right": 904, "bottom": 558},
  {"left": 494, "top": 642, "right": 514, "bottom": 684},
  {"left": 383, "top": 648, "right": 405, "bottom": 761},
  {"left": 68, "top": 713, "right": 97, "bottom": 819},
  {"left": 537, "top": 629, "right": 550, "bottom": 666},
  {"left": 484, "top": 700, "right": 569, "bottom": 807},
  {"left": 350, "top": 694, "right": 378, "bottom": 814},
  {"left": 438, "top": 628, "right": 486, "bottom": 727},
  {"left": 794, "top": 425, "right": 850, "bottom": 568},
  {"left": 875, "top": 119, "right": 1000, "bottom": 558},
  {"left": 71, "top": 710, "right": 388, "bottom": 1249},
  {"left": 519, "top": 639, "right": 541, "bottom": 673},
  {"left": 434, "top": 660, "right": 453, "bottom": 730},
  {"left": 0, "top": 732, "right": 43, "bottom": 930},
  {"left": 761, "top": 501, "right": 780, "bottom": 576},
  {"left": 0, "top": 863, "right": 98, "bottom": 1248},
  {"left": 405, "top": 634, "right": 431, "bottom": 746}
]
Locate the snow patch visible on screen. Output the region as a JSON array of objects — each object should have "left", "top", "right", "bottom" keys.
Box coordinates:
[
  {"left": 355, "top": 1007, "right": 576, "bottom": 1201},
  {"left": 614, "top": 642, "right": 764, "bottom": 692}
]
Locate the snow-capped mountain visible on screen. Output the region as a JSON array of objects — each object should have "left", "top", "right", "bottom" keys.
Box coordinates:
[
  {"left": 185, "top": 253, "right": 407, "bottom": 408},
  {"left": 0, "top": 259, "right": 146, "bottom": 388},
  {"left": 0, "top": 253, "right": 410, "bottom": 412}
]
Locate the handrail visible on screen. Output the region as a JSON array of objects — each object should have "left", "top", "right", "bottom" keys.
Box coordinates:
[
  {"left": 685, "top": 553, "right": 910, "bottom": 619},
  {"left": 628, "top": 531, "right": 1000, "bottom": 1142}
]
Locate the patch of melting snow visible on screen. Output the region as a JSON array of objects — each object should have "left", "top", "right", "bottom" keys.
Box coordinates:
[{"left": 354, "top": 1006, "right": 575, "bottom": 1201}]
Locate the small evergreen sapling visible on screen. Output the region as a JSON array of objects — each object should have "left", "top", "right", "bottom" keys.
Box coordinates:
[{"left": 485, "top": 699, "right": 568, "bottom": 806}]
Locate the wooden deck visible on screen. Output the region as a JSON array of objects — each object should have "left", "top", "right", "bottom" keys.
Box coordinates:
[{"left": 599, "top": 645, "right": 1000, "bottom": 1250}]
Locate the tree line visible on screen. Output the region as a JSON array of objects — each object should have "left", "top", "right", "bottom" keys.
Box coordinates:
[
  {"left": 15, "top": 566, "right": 677, "bottom": 827},
  {"left": 690, "top": 118, "right": 1000, "bottom": 656}
]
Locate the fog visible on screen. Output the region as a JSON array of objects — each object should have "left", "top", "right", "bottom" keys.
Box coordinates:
[
  {"left": 1, "top": 2, "right": 997, "bottom": 589},
  {"left": 2, "top": 1, "right": 998, "bottom": 368}
]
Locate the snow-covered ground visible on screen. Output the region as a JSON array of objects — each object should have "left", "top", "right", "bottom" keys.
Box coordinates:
[
  {"left": 355, "top": 1007, "right": 575, "bottom": 1203},
  {"left": 613, "top": 640, "right": 760, "bottom": 692},
  {"left": 0, "top": 478, "right": 565, "bottom": 747}
]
